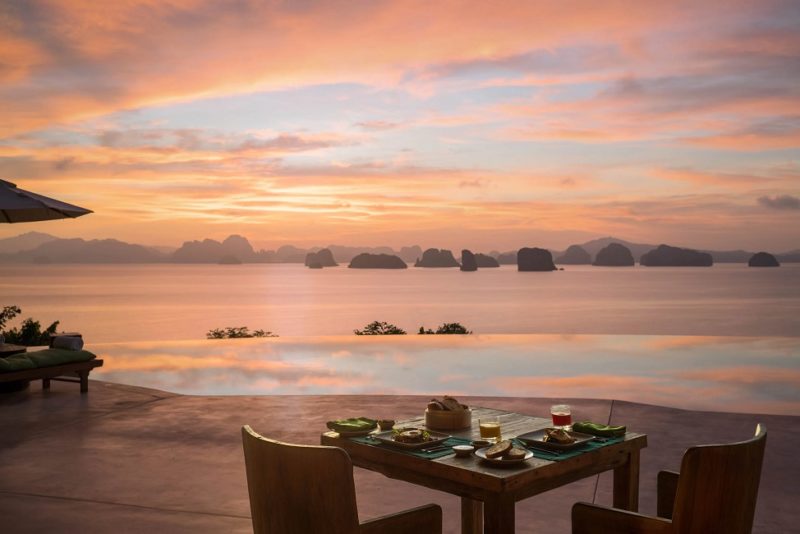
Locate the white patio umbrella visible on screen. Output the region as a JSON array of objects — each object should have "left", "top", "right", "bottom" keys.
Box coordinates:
[{"left": 0, "top": 179, "right": 92, "bottom": 223}]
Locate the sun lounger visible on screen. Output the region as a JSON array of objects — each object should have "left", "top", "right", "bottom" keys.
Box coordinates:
[{"left": 0, "top": 348, "right": 103, "bottom": 393}]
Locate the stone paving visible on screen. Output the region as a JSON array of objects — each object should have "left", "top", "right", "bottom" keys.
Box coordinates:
[{"left": 0, "top": 380, "right": 797, "bottom": 533}]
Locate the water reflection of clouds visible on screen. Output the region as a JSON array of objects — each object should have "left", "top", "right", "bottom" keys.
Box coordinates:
[{"left": 91, "top": 335, "right": 800, "bottom": 415}]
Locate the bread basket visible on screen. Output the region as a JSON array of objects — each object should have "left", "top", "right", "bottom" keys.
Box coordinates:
[{"left": 425, "top": 408, "right": 472, "bottom": 430}]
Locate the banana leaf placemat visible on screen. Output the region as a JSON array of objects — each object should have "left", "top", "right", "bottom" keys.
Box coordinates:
[
  {"left": 513, "top": 436, "right": 625, "bottom": 461},
  {"left": 350, "top": 435, "right": 473, "bottom": 459}
]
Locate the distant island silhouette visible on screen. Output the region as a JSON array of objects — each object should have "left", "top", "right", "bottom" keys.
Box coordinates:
[
  {"left": 305, "top": 248, "right": 338, "bottom": 268},
  {"left": 640, "top": 245, "right": 713, "bottom": 267},
  {"left": 460, "top": 250, "right": 477, "bottom": 272},
  {"left": 555, "top": 245, "right": 591, "bottom": 265},
  {"left": 518, "top": 247, "right": 557, "bottom": 271},
  {"left": 593, "top": 243, "right": 634, "bottom": 266},
  {"left": 475, "top": 253, "right": 500, "bottom": 268},
  {"left": 415, "top": 248, "right": 459, "bottom": 268},
  {"left": 749, "top": 252, "right": 780, "bottom": 267},
  {"left": 0, "top": 231, "right": 798, "bottom": 265},
  {"left": 348, "top": 253, "right": 407, "bottom": 269}
]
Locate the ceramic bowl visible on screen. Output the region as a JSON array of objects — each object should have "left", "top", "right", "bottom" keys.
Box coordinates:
[
  {"left": 452, "top": 445, "right": 475, "bottom": 457},
  {"left": 471, "top": 439, "right": 492, "bottom": 448}
]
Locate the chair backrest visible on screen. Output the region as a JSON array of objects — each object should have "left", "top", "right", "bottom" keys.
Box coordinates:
[
  {"left": 672, "top": 424, "right": 767, "bottom": 534},
  {"left": 241, "top": 425, "right": 360, "bottom": 534}
]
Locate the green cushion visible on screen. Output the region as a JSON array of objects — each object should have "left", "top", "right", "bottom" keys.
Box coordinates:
[
  {"left": 26, "top": 349, "right": 96, "bottom": 368},
  {"left": 0, "top": 354, "right": 36, "bottom": 372}
]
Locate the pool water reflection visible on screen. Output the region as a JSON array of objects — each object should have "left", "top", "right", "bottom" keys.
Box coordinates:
[{"left": 91, "top": 334, "right": 800, "bottom": 415}]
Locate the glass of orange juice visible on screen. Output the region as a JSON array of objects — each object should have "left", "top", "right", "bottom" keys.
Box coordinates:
[{"left": 478, "top": 416, "right": 502, "bottom": 443}]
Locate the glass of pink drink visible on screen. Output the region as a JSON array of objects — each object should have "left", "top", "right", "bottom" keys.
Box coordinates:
[{"left": 550, "top": 404, "right": 572, "bottom": 430}]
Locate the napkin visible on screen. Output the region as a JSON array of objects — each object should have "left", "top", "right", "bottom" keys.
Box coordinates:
[
  {"left": 326, "top": 417, "right": 377, "bottom": 433},
  {"left": 572, "top": 421, "right": 626, "bottom": 438}
]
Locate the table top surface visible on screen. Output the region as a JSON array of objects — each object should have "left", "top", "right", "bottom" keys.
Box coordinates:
[{"left": 321, "top": 406, "right": 646, "bottom": 499}]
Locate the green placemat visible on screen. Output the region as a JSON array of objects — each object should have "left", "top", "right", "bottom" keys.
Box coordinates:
[
  {"left": 351, "top": 435, "right": 473, "bottom": 459},
  {"left": 513, "top": 436, "right": 625, "bottom": 461}
]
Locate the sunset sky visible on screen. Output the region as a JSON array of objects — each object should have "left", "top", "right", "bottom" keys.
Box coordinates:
[{"left": 1, "top": 0, "right": 798, "bottom": 252}]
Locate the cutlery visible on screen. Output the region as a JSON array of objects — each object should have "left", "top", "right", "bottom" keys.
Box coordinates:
[
  {"left": 421, "top": 445, "right": 451, "bottom": 453},
  {"left": 519, "top": 442, "right": 562, "bottom": 455}
]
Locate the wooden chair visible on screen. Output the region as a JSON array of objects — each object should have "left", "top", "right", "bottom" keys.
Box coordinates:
[
  {"left": 241, "top": 425, "right": 442, "bottom": 534},
  {"left": 573, "top": 424, "right": 766, "bottom": 534}
]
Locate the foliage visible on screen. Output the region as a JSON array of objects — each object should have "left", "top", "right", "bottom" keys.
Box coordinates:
[
  {"left": 0, "top": 305, "right": 21, "bottom": 331},
  {"left": 418, "top": 322, "right": 472, "bottom": 335},
  {"left": 1, "top": 304, "right": 60, "bottom": 345},
  {"left": 206, "top": 326, "right": 278, "bottom": 339},
  {"left": 354, "top": 321, "right": 407, "bottom": 335}
]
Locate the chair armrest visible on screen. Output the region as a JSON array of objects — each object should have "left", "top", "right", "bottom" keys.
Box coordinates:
[
  {"left": 657, "top": 470, "right": 680, "bottom": 519},
  {"left": 359, "top": 504, "right": 442, "bottom": 534},
  {"left": 572, "top": 502, "right": 672, "bottom": 534}
]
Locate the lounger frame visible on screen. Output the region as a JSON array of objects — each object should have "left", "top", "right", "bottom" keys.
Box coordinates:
[{"left": 0, "top": 359, "right": 104, "bottom": 393}]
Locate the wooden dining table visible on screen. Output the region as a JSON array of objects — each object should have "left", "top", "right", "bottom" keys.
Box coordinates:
[{"left": 321, "top": 407, "right": 647, "bottom": 534}]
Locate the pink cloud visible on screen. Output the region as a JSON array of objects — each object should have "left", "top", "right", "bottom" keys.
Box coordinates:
[{"left": 2, "top": 1, "right": 773, "bottom": 136}]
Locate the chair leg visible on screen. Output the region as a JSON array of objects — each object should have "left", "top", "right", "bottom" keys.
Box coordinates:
[
  {"left": 79, "top": 371, "right": 88, "bottom": 393},
  {"left": 657, "top": 470, "right": 679, "bottom": 519}
]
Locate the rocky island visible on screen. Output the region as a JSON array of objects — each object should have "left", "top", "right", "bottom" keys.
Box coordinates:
[
  {"left": 748, "top": 252, "right": 780, "bottom": 267},
  {"left": 415, "top": 248, "right": 460, "bottom": 267},
  {"left": 555, "top": 245, "right": 591, "bottom": 265},
  {"left": 475, "top": 253, "right": 500, "bottom": 268},
  {"left": 517, "top": 247, "right": 557, "bottom": 271},
  {"left": 640, "top": 244, "right": 713, "bottom": 267},
  {"left": 348, "top": 253, "right": 407, "bottom": 269},
  {"left": 593, "top": 243, "right": 634, "bottom": 266},
  {"left": 460, "top": 250, "right": 477, "bottom": 271},
  {"left": 305, "top": 248, "right": 338, "bottom": 268}
]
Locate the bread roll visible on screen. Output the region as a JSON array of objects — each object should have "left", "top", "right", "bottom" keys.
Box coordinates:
[
  {"left": 485, "top": 440, "right": 512, "bottom": 458},
  {"left": 441, "top": 396, "right": 463, "bottom": 411},
  {"left": 505, "top": 447, "right": 527, "bottom": 460}
]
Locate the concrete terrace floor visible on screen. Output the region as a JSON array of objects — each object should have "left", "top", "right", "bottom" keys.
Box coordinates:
[{"left": 0, "top": 380, "right": 797, "bottom": 534}]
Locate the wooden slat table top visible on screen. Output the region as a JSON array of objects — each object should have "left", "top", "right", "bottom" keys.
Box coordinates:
[{"left": 321, "top": 407, "right": 646, "bottom": 502}]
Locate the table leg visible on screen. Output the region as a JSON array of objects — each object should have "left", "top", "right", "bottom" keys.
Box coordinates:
[
  {"left": 613, "top": 448, "right": 640, "bottom": 511},
  {"left": 461, "top": 497, "right": 482, "bottom": 534},
  {"left": 483, "top": 495, "right": 514, "bottom": 534}
]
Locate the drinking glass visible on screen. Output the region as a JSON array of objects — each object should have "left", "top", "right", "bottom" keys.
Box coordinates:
[
  {"left": 550, "top": 404, "right": 572, "bottom": 430},
  {"left": 478, "top": 416, "right": 502, "bottom": 443}
]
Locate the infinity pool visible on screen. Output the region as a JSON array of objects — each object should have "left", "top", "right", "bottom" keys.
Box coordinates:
[{"left": 89, "top": 334, "right": 799, "bottom": 415}]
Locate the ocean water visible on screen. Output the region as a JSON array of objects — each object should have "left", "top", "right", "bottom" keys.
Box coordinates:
[{"left": 1, "top": 263, "right": 798, "bottom": 342}]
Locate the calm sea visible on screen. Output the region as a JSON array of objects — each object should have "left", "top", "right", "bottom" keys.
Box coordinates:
[{"left": 1, "top": 263, "right": 798, "bottom": 342}]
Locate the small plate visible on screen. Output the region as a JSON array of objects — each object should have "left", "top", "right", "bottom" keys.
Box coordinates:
[
  {"left": 475, "top": 447, "right": 533, "bottom": 465},
  {"left": 372, "top": 429, "right": 451, "bottom": 450},
  {"left": 516, "top": 429, "right": 595, "bottom": 451}
]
